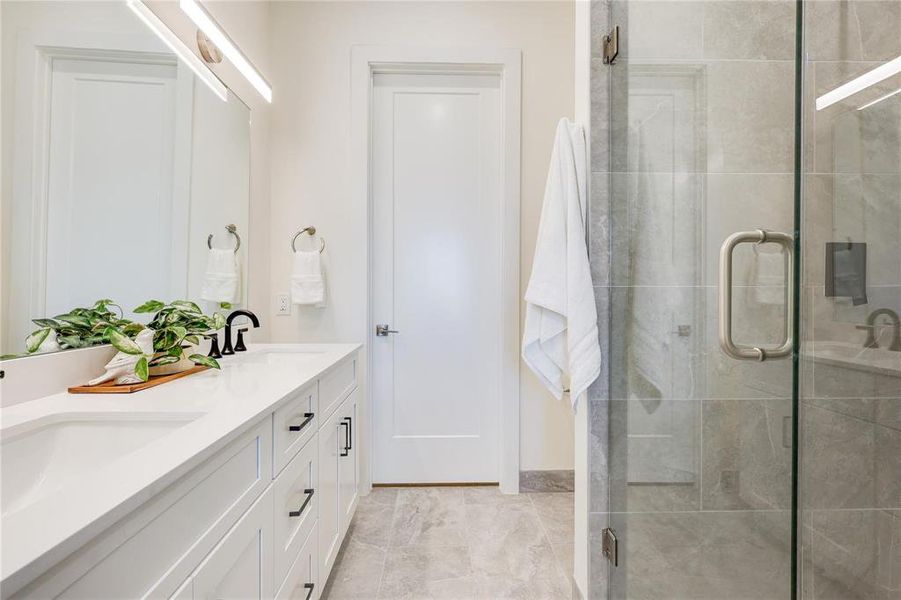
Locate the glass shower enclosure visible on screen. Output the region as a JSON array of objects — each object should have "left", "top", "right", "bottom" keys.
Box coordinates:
[{"left": 595, "top": 1, "right": 900, "bottom": 598}]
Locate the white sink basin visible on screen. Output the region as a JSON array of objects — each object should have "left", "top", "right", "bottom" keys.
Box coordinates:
[
  {"left": 1, "top": 412, "right": 199, "bottom": 517},
  {"left": 803, "top": 341, "right": 901, "bottom": 376}
]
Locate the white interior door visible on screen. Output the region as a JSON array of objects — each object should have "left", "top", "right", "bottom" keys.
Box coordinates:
[
  {"left": 371, "top": 71, "right": 503, "bottom": 484},
  {"left": 44, "top": 57, "right": 180, "bottom": 319}
]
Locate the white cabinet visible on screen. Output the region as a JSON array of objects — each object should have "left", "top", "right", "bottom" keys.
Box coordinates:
[
  {"left": 188, "top": 486, "right": 274, "bottom": 600},
  {"left": 317, "top": 402, "right": 344, "bottom": 578},
  {"left": 275, "top": 524, "right": 318, "bottom": 600},
  {"left": 338, "top": 389, "right": 359, "bottom": 536},
  {"left": 11, "top": 350, "right": 359, "bottom": 600}
]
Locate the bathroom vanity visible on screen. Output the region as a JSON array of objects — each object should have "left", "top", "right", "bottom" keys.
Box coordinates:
[{"left": 0, "top": 344, "right": 361, "bottom": 600}]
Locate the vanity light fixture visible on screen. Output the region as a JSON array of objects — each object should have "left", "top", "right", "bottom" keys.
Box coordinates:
[
  {"left": 179, "top": 0, "right": 273, "bottom": 103},
  {"left": 125, "top": 0, "right": 228, "bottom": 102},
  {"left": 857, "top": 86, "right": 901, "bottom": 111},
  {"left": 816, "top": 54, "right": 901, "bottom": 111}
]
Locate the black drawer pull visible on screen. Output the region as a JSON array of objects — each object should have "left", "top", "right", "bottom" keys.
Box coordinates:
[
  {"left": 343, "top": 416, "right": 353, "bottom": 450},
  {"left": 289, "top": 413, "right": 314, "bottom": 433},
  {"left": 339, "top": 421, "right": 349, "bottom": 456},
  {"left": 304, "top": 583, "right": 315, "bottom": 600},
  {"left": 288, "top": 488, "right": 315, "bottom": 518}
]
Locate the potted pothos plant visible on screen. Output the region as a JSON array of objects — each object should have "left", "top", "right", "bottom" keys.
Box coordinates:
[
  {"left": 15, "top": 298, "right": 226, "bottom": 381},
  {"left": 131, "top": 299, "right": 225, "bottom": 376}
]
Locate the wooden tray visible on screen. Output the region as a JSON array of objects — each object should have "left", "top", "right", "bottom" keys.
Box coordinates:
[{"left": 69, "top": 365, "right": 208, "bottom": 394}]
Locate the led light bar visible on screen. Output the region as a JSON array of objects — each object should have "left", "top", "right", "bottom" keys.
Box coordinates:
[
  {"left": 179, "top": 0, "right": 272, "bottom": 103},
  {"left": 816, "top": 54, "right": 901, "bottom": 111},
  {"left": 857, "top": 87, "right": 901, "bottom": 111},
  {"left": 126, "top": 0, "right": 228, "bottom": 102}
]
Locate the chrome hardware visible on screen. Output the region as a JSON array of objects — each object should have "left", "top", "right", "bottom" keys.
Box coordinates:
[
  {"left": 291, "top": 226, "right": 325, "bottom": 254},
  {"left": 718, "top": 229, "right": 794, "bottom": 361},
  {"left": 207, "top": 223, "right": 240, "bottom": 253},
  {"left": 375, "top": 324, "right": 399, "bottom": 336},
  {"left": 603, "top": 26, "right": 620, "bottom": 65},
  {"left": 602, "top": 528, "right": 618, "bottom": 566},
  {"left": 862, "top": 308, "right": 901, "bottom": 351},
  {"left": 288, "top": 488, "right": 315, "bottom": 518}
]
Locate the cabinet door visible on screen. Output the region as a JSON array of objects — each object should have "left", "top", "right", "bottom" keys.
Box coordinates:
[
  {"left": 317, "top": 405, "right": 343, "bottom": 580},
  {"left": 338, "top": 389, "right": 359, "bottom": 536},
  {"left": 191, "top": 487, "right": 273, "bottom": 600}
]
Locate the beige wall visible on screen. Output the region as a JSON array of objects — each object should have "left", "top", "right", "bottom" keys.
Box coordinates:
[{"left": 267, "top": 0, "right": 576, "bottom": 473}]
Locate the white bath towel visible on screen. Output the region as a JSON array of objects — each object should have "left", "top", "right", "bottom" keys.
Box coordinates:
[
  {"left": 522, "top": 118, "right": 601, "bottom": 409},
  {"left": 201, "top": 248, "right": 240, "bottom": 303},
  {"left": 291, "top": 250, "right": 326, "bottom": 307}
]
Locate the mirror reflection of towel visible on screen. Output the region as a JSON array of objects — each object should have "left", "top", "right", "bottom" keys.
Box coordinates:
[{"left": 825, "top": 242, "right": 867, "bottom": 305}]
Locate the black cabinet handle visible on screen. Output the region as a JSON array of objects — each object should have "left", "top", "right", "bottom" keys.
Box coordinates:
[
  {"left": 288, "top": 488, "right": 315, "bottom": 517},
  {"left": 343, "top": 416, "right": 353, "bottom": 450},
  {"left": 339, "top": 421, "right": 349, "bottom": 457},
  {"left": 303, "top": 583, "right": 315, "bottom": 600},
  {"left": 289, "top": 413, "right": 315, "bottom": 433}
]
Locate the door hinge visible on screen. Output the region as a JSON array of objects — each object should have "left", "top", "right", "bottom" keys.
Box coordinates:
[
  {"left": 603, "top": 26, "right": 620, "bottom": 65},
  {"left": 602, "top": 527, "right": 618, "bottom": 566}
]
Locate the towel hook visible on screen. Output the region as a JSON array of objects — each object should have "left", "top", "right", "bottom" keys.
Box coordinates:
[
  {"left": 291, "top": 226, "right": 325, "bottom": 254},
  {"left": 208, "top": 224, "right": 241, "bottom": 253}
]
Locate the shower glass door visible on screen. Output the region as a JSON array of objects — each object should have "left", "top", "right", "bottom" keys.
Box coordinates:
[{"left": 601, "top": 1, "right": 900, "bottom": 598}]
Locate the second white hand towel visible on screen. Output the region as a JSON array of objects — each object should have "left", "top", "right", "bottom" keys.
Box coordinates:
[
  {"left": 522, "top": 118, "right": 601, "bottom": 409},
  {"left": 291, "top": 250, "right": 326, "bottom": 307}
]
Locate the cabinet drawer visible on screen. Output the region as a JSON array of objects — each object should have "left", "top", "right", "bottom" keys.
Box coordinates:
[
  {"left": 319, "top": 356, "right": 357, "bottom": 421},
  {"left": 19, "top": 418, "right": 272, "bottom": 600},
  {"left": 273, "top": 434, "right": 318, "bottom": 586},
  {"left": 276, "top": 523, "right": 319, "bottom": 600},
  {"left": 273, "top": 382, "right": 318, "bottom": 476}
]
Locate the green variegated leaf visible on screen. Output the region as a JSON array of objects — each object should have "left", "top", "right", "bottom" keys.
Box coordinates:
[
  {"left": 212, "top": 313, "right": 226, "bottom": 331},
  {"left": 189, "top": 354, "right": 220, "bottom": 369},
  {"left": 25, "top": 328, "right": 51, "bottom": 353},
  {"left": 172, "top": 300, "right": 202, "bottom": 314},
  {"left": 105, "top": 327, "right": 144, "bottom": 355},
  {"left": 149, "top": 354, "right": 181, "bottom": 367},
  {"left": 31, "top": 318, "right": 60, "bottom": 328},
  {"left": 184, "top": 335, "right": 200, "bottom": 346},
  {"left": 219, "top": 302, "right": 232, "bottom": 310},
  {"left": 134, "top": 357, "right": 149, "bottom": 382},
  {"left": 134, "top": 300, "right": 165, "bottom": 314},
  {"left": 168, "top": 346, "right": 185, "bottom": 358},
  {"left": 59, "top": 335, "right": 88, "bottom": 349},
  {"left": 55, "top": 314, "right": 91, "bottom": 328},
  {"left": 122, "top": 322, "right": 145, "bottom": 336}
]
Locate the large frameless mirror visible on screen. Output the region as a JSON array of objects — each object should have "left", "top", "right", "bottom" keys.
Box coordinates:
[{"left": 1, "top": 0, "right": 251, "bottom": 358}]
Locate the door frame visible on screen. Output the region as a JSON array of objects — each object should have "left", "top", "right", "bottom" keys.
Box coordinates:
[{"left": 351, "top": 46, "right": 522, "bottom": 494}]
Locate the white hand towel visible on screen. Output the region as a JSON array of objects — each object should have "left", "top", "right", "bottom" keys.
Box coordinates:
[
  {"left": 201, "top": 248, "right": 240, "bottom": 303},
  {"left": 291, "top": 250, "right": 326, "bottom": 307},
  {"left": 522, "top": 118, "right": 601, "bottom": 409}
]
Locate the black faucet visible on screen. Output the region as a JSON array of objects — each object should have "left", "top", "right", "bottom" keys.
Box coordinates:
[
  {"left": 856, "top": 308, "right": 901, "bottom": 351},
  {"left": 222, "top": 309, "right": 260, "bottom": 355}
]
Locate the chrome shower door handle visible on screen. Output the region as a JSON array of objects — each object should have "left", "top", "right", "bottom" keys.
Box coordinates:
[{"left": 718, "top": 229, "right": 795, "bottom": 361}]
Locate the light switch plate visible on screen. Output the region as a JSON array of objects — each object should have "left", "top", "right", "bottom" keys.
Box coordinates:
[{"left": 276, "top": 294, "right": 291, "bottom": 315}]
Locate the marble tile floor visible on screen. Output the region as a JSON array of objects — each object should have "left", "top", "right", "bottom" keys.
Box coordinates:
[{"left": 320, "top": 486, "right": 575, "bottom": 600}]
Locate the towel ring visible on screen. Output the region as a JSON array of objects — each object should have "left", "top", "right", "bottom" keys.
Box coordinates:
[
  {"left": 208, "top": 224, "right": 241, "bottom": 253},
  {"left": 291, "top": 226, "right": 325, "bottom": 254}
]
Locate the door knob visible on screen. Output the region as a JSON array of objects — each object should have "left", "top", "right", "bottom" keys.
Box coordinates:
[{"left": 375, "top": 324, "right": 399, "bottom": 336}]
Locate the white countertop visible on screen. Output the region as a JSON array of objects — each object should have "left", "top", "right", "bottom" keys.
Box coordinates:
[{"left": 0, "top": 343, "right": 361, "bottom": 594}]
